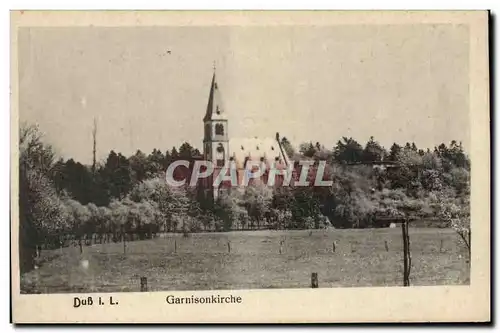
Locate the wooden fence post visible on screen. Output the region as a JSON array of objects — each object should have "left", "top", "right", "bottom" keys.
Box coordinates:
[
  {"left": 311, "top": 272, "right": 318, "bottom": 288},
  {"left": 332, "top": 241, "right": 336, "bottom": 253},
  {"left": 402, "top": 219, "right": 411, "bottom": 286},
  {"left": 384, "top": 240, "right": 389, "bottom": 252},
  {"left": 174, "top": 239, "right": 177, "bottom": 253},
  {"left": 227, "top": 241, "right": 231, "bottom": 253},
  {"left": 140, "top": 277, "right": 148, "bottom": 292}
]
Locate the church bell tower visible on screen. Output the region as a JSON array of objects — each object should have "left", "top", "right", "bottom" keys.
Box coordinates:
[
  {"left": 203, "top": 66, "right": 229, "bottom": 169},
  {"left": 203, "top": 65, "right": 229, "bottom": 201}
]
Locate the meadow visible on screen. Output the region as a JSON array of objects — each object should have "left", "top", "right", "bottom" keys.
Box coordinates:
[{"left": 20, "top": 227, "right": 470, "bottom": 294}]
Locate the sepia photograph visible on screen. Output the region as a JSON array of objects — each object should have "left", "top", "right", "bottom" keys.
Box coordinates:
[{"left": 10, "top": 10, "right": 490, "bottom": 323}]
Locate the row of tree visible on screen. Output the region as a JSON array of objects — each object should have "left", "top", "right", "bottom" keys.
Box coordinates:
[
  {"left": 18, "top": 122, "right": 470, "bottom": 274},
  {"left": 50, "top": 142, "right": 201, "bottom": 206},
  {"left": 294, "top": 136, "right": 469, "bottom": 169},
  {"left": 47, "top": 134, "right": 469, "bottom": 207}
]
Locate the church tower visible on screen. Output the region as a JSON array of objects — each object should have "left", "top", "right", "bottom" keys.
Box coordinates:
[
  {"left": 203, "top": 66, "right": 230, "bottom": 201},
  {"left": 203, "top": 67, "right": 229, "bottom": 168}
]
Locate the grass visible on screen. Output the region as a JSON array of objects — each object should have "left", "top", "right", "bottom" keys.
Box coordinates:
[{"left": 20, "top": 227, "right": 470, "bottom": 294}]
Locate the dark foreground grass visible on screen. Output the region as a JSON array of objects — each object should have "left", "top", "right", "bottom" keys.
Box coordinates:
[{"left": 21, "top": 228, "right": 469, "bottom": 293}]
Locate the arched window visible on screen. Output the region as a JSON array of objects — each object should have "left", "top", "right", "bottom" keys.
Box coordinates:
[
  {"left": 215, "top": 123, "right": 224, "bottom": 136},
  {"left": 216, "top": 144, "right": 225, "bottom": 167}
]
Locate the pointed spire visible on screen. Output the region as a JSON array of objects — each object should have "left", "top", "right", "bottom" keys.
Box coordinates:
[{"left": 204, "top": 63, "right": 225, "bottom": 122}]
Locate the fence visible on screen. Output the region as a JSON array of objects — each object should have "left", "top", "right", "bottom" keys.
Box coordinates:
[{"left": 138, "top": 273, "right": 321, "bottom": 291}]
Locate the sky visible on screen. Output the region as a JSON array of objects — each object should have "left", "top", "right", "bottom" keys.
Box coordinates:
[{"left": 18, "top": 24, "right": 470, "bottom": 165}]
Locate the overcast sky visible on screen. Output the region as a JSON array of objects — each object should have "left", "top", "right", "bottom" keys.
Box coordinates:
[{"left": 18, "top": 25, "right": 470, "bottom": 164}]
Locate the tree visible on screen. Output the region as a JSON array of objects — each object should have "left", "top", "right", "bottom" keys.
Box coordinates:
[
  {"left": 436, "top": 193, "right": 471, "bottom": 260},
  {"left": 20, "top": 167, "right": 67, "bottom": 257},
  {"left": 109, "top": 199, "right": 129, "bottom": 242},
  {"left": 376, "top": 189, "right": 427, "bottom": 286},
  {"left": 388, "top": 143, "right": 402, "bottom": 162},
  {"left": 362, "top": 136, "right": 387, "bottom": 162},
  {"left": 243, "top": 184, "right": 273, "bottom": 229},
  {"left": 447, "top": 141, "right": 470, "bottom": 169},
  {"left": 299, "top": 142, "right": 317, "bottom": 158},
  {"left": 290, "top": 187, "right": 322, "bottom": 229},
  {"left": 101, "top": 151, "right": 133, "bottom": 200},
  {"left": 86, "top": 202, "right": 100, "bottom": 243},
  {"left": 52, "top": 158, "right": 94, "bottom": 204},
  {"left": 178, "top": 142, "right": 198, "bottom": 160},
  {"left": 146, "top": 149, "right": 165, "bottom": 177},
  {"left": 129, "top": 178, "right": 193, "bottom": 233},
  {"left": 217, "top": 189, "right": 248, "bottom": 231},
  {"left": 170, "top": 147, "right": 179, "bottom": 160},
  {"left": 96, "top": 206, "right": 112, "bottom": 243},
  {"left": 19, "top": 123, "right": 65, "bottom": 273},
  {"left": 129, "top": 150, "right": 148, "bottom": 184},
  {"left": 280, "top": 136, "right": 296, "bottom": 158},
  {"left": 449, "top": 167, "right": 470, "bottom": 196},
  {"left": 271, "top": 187, "right": 295, "bottom": 229},
  {"left": 421, "top": 151, "right": 442, "bottom": 170},
  {"left": 420, "top": 169, "right": 443, "bottom": 192},
  {"left": 399, "top": 145, "right": 423, "bottom": 166},
  {"left": 333, "top": 137, "right": 364, "bottom": 164},
  {"left": 64, "top": 199, "right": 91, "bottom": 252},
  {"left": 19, "top": 123, "right": 55, "bottom": 174}
]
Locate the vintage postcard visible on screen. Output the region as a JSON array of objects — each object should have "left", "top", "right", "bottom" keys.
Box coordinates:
[{"left": 10, "top": 10, "right": 490, "bottom": 323}]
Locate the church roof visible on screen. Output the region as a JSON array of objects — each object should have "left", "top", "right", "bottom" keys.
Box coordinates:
[
  {"left": 228, "top": 136, "right": 290, "bottom": 170},
  {"left": 203, "top": 72, "right": 226, "bottom": 122}
]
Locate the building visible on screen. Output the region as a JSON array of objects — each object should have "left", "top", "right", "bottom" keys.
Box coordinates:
[{"left": 200, "top": 68, "right": 292, "bottom": 200}]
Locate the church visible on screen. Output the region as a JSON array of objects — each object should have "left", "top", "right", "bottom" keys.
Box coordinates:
[{"left": 198, "top": 68, "right": 293, "bottom": 200}]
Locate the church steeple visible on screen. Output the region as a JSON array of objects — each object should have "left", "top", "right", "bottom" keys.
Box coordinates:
[
  {"left": 203, "top": 66, "right": 226, "bottom": 122},
  {"left": 203, "top": 65, "right": 229, "bottom": 170}
]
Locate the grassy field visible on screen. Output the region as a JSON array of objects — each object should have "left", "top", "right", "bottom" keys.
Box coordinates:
[{"left": 20, "top": 227, "right": 470, "bottom": 294}]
